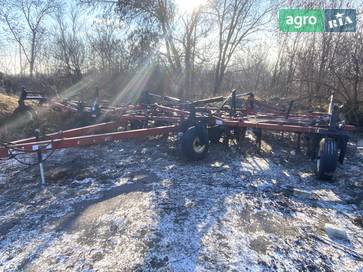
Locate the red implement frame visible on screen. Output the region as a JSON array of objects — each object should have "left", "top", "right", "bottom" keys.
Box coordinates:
[
  {"left": 0, "top": 125, "right": 177, "bottom": 158},
  {"left": 0, "top": 94, "right": 355, "bottom": 159},
  {"left": 0, "top": 114, "right": 354, "bottom": 159}
]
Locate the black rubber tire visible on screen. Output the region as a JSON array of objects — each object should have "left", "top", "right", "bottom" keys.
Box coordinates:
[
  {"left": 208, "top": 126, "right": 224, "bottom": 143},
  {"left": 179, "top": 126, "right": 208, "bottom": 161},
  {"left": 338, "top": 136, "right": 348, "bottom": 164},
  {"left": 179, "top": 121, "right": 192, "bottom": 133},
  {"left": 315, "top": 138, "right": 338, "bottom": 180}
]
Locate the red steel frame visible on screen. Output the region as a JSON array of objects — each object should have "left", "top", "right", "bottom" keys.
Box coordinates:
[
  {"left": 0, "top": 102, "right": 355, "bottom": 159},
  {"left": 0, "top": 125, "right": 177, "bottom": 158}
]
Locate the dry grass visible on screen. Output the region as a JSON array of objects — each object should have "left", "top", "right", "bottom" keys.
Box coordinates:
[
  {"left": 0, "top": 90, "right": 44, "bottom": 141},
  {"left": 0, "top": 89, "right": 82, "bottom": 141},
  {"left": 0, "top": 91, "right": 19, "bottom": 121}
]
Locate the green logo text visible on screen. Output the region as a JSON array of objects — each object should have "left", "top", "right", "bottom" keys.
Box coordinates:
[{"left": 279, "top": 9, "right": 324, "bottom": 32}]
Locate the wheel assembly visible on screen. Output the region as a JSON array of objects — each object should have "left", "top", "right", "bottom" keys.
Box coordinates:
[
  {"left": 179, "top": 126, "right": 209, "bottom": 161},
  {"left": 315, "top": 138, "right": 338, "bottom": 180},
  {"left": 208, "top": 126, "right": 224, "bottom": 143}
]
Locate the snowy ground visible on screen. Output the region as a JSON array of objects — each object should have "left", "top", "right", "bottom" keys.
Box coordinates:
[{"left": 0, "top": 133, "right": 362, "bottom": 271}]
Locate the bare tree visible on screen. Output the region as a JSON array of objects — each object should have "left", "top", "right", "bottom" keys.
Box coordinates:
[
  {"left": 81, "top": 0, "right": 181, "bottom": 73},
  {"left": 0, "top": 0, "right": 60, "bottom": 77},
  {"left": 88, "top": 22, "right": 126, "bottom": 72},
  {"left": 329, "top": 29, "right": 363, "bottom": 124},
  {"left": 53, "top": 7, "right": 85, "bottom": 82},
  {"left": 177, "top": 8, "right": 212, "bottom": 98},
  {"left": 210, "top": 0, "right": 272, "bottom": 95}
]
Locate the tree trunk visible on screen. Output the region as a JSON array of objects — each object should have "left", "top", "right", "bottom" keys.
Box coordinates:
[{"left": 29, "top": 31, "right": 36, "bottom": 78}]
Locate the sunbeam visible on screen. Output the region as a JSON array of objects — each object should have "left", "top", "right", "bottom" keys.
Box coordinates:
[{"left": 110, "top": 61, "right": 156, "bottom": 107}]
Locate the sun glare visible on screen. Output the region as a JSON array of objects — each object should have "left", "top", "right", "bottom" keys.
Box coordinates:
[{"left": 176, "top": 0, "right": 206, "bottom": 13}]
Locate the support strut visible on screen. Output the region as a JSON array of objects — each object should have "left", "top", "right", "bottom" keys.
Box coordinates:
[{"left": 35, "top": 129, "right": 46, "bottom": 187}]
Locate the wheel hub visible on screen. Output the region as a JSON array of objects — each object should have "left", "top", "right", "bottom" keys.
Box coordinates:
[{"left": 192, "top": 137, "right": 206, "bottom": 153}]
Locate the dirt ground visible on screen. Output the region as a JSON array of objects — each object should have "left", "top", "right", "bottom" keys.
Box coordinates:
[{"left": 0, "top": 133, "right": 362, "bottom": 271}]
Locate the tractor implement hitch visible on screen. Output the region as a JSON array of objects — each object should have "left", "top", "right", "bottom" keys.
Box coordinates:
[
  {"left": 11, "top": 121, "right": 122, "bottom": 145},
  {"left": 0, "top": 125, "right": 178, "bottom": 158}
]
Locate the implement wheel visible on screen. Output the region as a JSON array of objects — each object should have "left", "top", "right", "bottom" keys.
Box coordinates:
[
  {"left": 179, "top": 126, "right": 208, "bottom": 161},
  {"left": 315, "top": 138, "right": 338, "bottom": 180},
  {"left": 208, "top": 126, "right": 224, "bottom": 143}
]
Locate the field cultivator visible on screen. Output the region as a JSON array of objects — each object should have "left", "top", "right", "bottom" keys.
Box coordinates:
[{"left": 0, "top": 89, "right": 355, "bottom": 185}]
